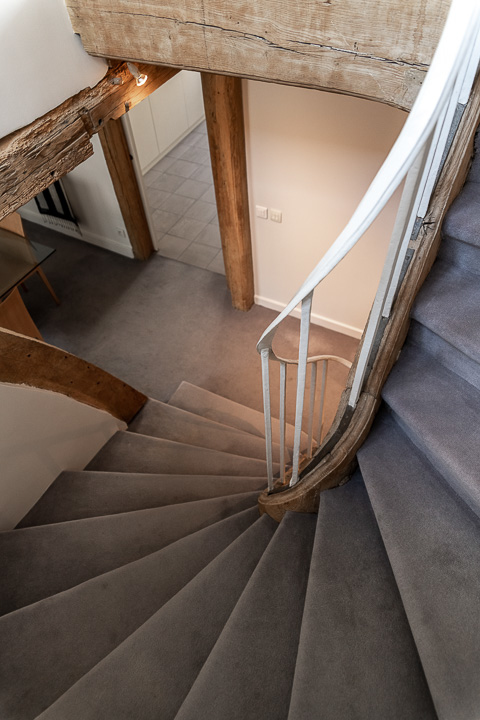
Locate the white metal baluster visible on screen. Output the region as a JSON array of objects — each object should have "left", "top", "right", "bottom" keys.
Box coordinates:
[
  {"left": 261, "top": 348, "right": 274, "bottom": 491},
  {"left": 307, "top": 361, "right": 317, "bottom": 459},
  {"left": 290, "top": 291, "right": 313, "bottom": 487},
  {"left": 316, "top": 359, "right": 328, "bottom": 445},
  {"left": 279, "top": 361, "right": 287, "bottom": 484}
]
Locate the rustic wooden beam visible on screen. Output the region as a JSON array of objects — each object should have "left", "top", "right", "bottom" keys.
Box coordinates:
[
  {"left": 202, "top": 74, "right": 254, "bottom": 311},
  {"left": 259, "top": 71, "right": 480, "bottom": 522},
  {"left": 65, "top": 0, "right": 449, "bottom": 112},
  {"left": 0, "top": 62, "right": 179, "bottom": 222},
  {"left": 0, "top": 328, "right": 147, "bottom": 423},
  {"left": 99, "top": 118, "right": 154, "bottom": 260}
]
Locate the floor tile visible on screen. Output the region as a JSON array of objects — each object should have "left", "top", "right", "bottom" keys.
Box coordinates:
[
  {"left": 191, "top": 164, "right": 213, "bottom": 183},
  {"left": 145, "top": 187, "right": 171, "bottom": 211},
  {"left": 169, "top": 216, "right": 207, "bottom": 241},
  {"left": 194, "top": 224, "right": 222, "bottom": 248},
  {"left": 178, "top": 242, "right": 218, "bottom": 269},
  {"left": 168, "top": 159, "right": 200, "bottom": 179},
  {"left": 158, "top": 193, "right": 196, "bottom": 215},
  {"left": 185, "top": 199, "right": 217, "bottom": 224},
  {"left": 152, "top": 209, "right": 181, "bottom": 234},
  {"left": 144, "top": 169, "right": 162, "bottom": 187},
  {"left": 175, "top": 178, "right": 211, "bottom": 199},
  {"left": 151, "top": 156, "right": 176, "bottom": 174},
  {"left": 194, "top": 121, "right": 208, "bottom": 135},
  {"left": 209, "top": 212, "right": 219, "bottom": 226},
  {"left": 184, "top": 147, "right": 210, "bottom": 165},
  {"left": 208, "top": 251, "right": 226, "bottom": 275},
  {"left": 156, "top": 234, "right": 192, "bottom": 260},
  {"left": 149, "top": 173, "right": 185, "bottom": 193},
  {"left": 200, "top": 186, "right": 216, "bottom": 204},
  {"left": 195, "top": 135, "right": 210, "bottom": 150}
]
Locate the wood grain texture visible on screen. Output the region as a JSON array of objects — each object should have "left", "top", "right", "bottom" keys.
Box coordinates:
[
  {"left": 99, "top": 118, "right": 155, "bottom": 260},
  {"left": 259, "top": 74, "right": 480, "bottom": 522},
  {"left": 0, "top": 289, "right": 43, "bottom": 341},
  {"left": 65, "top": 0, "right": 450, "bottom": 111},
  {"left": 0, "top": 328, "right": 147, "bottom": 422},
  {"left": 0, "top": 63, "right": 178, "bottom": 222},
  {"left": 202, "top": 74, "right": 254, "bottom": 311}
]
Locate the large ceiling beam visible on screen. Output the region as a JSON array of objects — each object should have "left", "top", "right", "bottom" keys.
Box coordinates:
[
  {"left": 0, "top": 62, "right": 178, "bottom": 222},
  {"left": 66, "top": 0, "right": 449, "bottom": 112}
]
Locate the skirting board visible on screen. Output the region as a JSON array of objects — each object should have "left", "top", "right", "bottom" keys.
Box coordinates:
[
  {"left": 19, "top": 208, "right": 134, "bottom": 259},
  {"left": 255, "top": 295, "right": 363, "bottom": 340}
]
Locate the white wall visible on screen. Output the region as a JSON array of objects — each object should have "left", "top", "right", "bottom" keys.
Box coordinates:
[
  {"left": 244, "top": 81, "right": 407, "bottom": 338},
  {"left": 19, "top": 135, "right": 134, "bottom": 258},
  {"left": 128, "top": 71, "right": 205, "bottom": 173},
  {"left": 0, "top": 0, "right": 106, "bottom": 138},
  {"left": 0, "top": 383, "right": 124, "bottom": 531}
]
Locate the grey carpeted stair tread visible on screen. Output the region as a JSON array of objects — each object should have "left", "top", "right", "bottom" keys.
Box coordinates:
[
  {"left": 18, "top": 471, "right": 266, "bottom": 526},
  {"left": 408, "top": 322, "right": 480, "bottom": 394},
  {"left": 438, "top": 234, "right": 480, "bottom": 277},
  {"left": 358, "top": 411, "right": 480, "bottom": 720},
  {"left": 86, "top": 431, "right": 276, "bottom": 477},
  {"left": 442, "top": 181, "right": 480, "bottom": 248},
  {"left": 382, "top": 344, "right": 480, "bottom": 520},
  {"left": 412, "top": 259, "right": 480, "bottom": 366},
  {"left": 168, "top": 380, "right": 307, "bottom": 448},
  {"left": 37, "top": 515, "right": 277, "bottom": 720},
  {"left": 288, "top": 471, "right": 436, "bottom": 720},
  {"left": 129, "top": 397, "right": 286, "bottom": 462},
  {"left": 0, "top": 507, "right": 259, "bottom": 720},
  {"left": 0, "top": 492, "right": 258, "bottom": 616},
  {"left": 176, "top": 511, "right": 316, "bottom": 720}
]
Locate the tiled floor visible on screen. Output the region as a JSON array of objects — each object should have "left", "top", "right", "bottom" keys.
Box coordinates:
[{"left": 143, "top": 121, "right": 225, "bottom": 275}]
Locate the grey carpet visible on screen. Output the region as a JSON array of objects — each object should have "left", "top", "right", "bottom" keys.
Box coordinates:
[
  {"left": 358, "top": 411, "right": 480, "bottom": 720},
  {"left": 129, "top": 397, "right": 287, "bottom": 462},
  {"left": 0, "top": 507, "right": 259, "bottom": 720},
  {"left": 37, "top": 515, "right": 277, "bottom": 720},
  {"left": 176, "top": 511, "right": 316, "bottom": 720},
  {"left": 18, "top": 471, "right": 266, "bottom": 526},
  {"left": 86, "top": 430, "right": 276, "bottom": 476},
  {"left": 288, "top": 471, "right": 436, "bottom": 720},
  {"left": 0, "top": 492, "right": 258, "bottom": 615}
]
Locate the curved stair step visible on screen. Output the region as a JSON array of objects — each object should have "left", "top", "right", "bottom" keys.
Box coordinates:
[
  {"left": 168, "top": 381, "right": 307, "bottom": 448},
  {"left": 0, "top": 507, "right": 259, "bottom": 720},
  {"left": 176, "top": 511, "right": 316, "bottom": 720},
  {"left": 358, "top": 410, "right": 480, "bottom": 720},
  {"left": 17, "top": 471, "right": 266, "bottom": 527},
  {"left": 287, "top": 471, "right": 436, "bottom": 720},
  {"left": 129, "top": 398, "right": 287, "bottom": 462},
  {"left": 87, "top": 431, "right": 276, "bottom": 476},
  {"left": 0, "top": 492, "right": 258, "bottom": 615},
  {"left": 382, "top": 344, "right": 480, "bottom": 521},
  {"left": 36, "top": 515, "right": 277, "bottom": 720},
  {"left": 443, "top": 180, "right": 480, "bottom": 251}
]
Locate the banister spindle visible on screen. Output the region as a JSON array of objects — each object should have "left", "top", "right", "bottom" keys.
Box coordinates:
[
  {"left": 290, "top": 291, "right": 313, "bottom": 486},
  {"left": 261, "top": 348, "right": 274, "bottom": 491},
  {"left": 307, "top": 361, "right": 317, "bottom": 459},
  {"left": 317, "top": 359, "right": 328, "bottom": 445},
  {"left": 279, "top": 361, "right": 287, "bottom": 483}
]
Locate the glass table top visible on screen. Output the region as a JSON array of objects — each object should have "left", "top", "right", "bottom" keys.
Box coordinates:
[{"left": 0, "top": 228, "right": 55, "bottom": 300}]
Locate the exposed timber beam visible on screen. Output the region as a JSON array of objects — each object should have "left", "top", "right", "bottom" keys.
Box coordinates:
[
  {"left": 0, "top": 62, "right": 179, "bottom": 222},
  {"left": 66, "top": 0, "right": 449, "bottom": 112},
  {"left": 99, "top": 117, "right": 154, "bottom": 260},
  {"left": 202, "top": 74, "right": 254, "bottom": 311}
]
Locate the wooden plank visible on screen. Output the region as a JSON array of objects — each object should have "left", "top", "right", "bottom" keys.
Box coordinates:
[
  {"left": 259, "top": 71, "right": 480, "bottom": 522},
  {"left": 0, "top": 289, "right": 43, "bottom": 341},
  {"left": 65, "top": 0, "right": 450, "bottom": 111},
  {"left": 0, "top": 328, "right": 147, "bottom": 423},
  {"left": 202, "top": 74, "right": 254, "bottom": 311},
  {"left": 0, "top": 62, "right": 179, "bottom": 222},
  {"left": 99, "top": 118, "right": 154, "bottom": 260}
]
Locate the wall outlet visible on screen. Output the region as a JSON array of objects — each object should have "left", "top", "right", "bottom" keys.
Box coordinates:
[
  {"left": 270, "top": 209, "right": 282, "bottom": 223},
  {"left": 116, "top": 227, "right": 127, "bottom": 239},
  {"left": 256, "top": 205, "right": 268, "bottom": 219}
]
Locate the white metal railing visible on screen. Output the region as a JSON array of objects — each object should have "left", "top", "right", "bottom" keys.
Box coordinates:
[{"left": 257, "top": 0, "right": 480, "bottom": 492}]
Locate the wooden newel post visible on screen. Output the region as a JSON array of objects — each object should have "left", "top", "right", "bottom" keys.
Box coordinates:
[{"left": 201, "top": 74, "right": 254, "bottom": 311}]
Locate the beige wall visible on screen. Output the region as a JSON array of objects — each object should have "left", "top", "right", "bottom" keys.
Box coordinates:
[
  {"left": 0, "top": 383, "right": 124, "bottom": 531},
  {"left": 244, "top": 80, "right": 407, "bottom": 338}
]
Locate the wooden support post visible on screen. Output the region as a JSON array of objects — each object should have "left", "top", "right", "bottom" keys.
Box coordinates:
[
  {"left": 202, "top": 74, "right": 254, "bottom": 311},
  {"left": 99, "top": 117, "right": 154, "bottom": 260}
]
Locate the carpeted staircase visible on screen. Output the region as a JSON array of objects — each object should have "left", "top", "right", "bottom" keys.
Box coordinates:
[{"left": 2, "top": 138, "right": 480, "bottom": 720}]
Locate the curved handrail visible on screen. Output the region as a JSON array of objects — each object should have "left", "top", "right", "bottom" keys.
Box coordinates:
[
  {"left": 257, "top": 0, "right": 480, "bottom": 357},
  {"left": 273, "top": 353, "right": 352, "bottom": 369}
]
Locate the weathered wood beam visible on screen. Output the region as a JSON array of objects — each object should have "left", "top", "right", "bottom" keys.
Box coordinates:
[
  {"left": 0, "top": 328, "right": 147, "bottom": 422},
  {"left": 66, "top": 0, "right": 450, "bottom": 112},
  {"left": 202, "top": 74, "right": 254, "bottom": 311},
  {"left": 99, "top": 118, "right": 155, "bottom": 260},
  {"left": 0, "top": 62, "right": 179, "bottom": 222}
]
